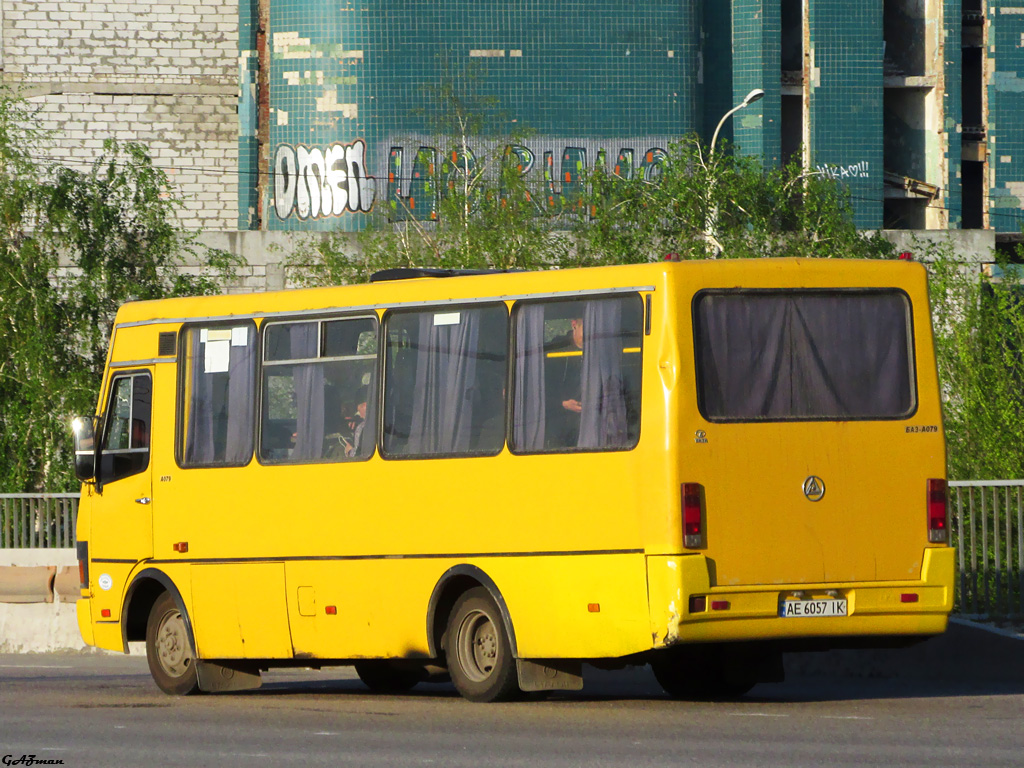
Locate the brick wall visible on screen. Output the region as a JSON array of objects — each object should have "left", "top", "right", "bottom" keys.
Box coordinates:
[{"left": 1, "top": 0, "right": 239, "bottom": 231}]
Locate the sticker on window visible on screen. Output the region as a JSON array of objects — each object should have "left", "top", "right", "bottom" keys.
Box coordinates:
[
  {"left": 204, "top": 339, "right": 231, "bottom": 373},
  {"left": 433, "top": 312, "right": 461, "bottom": 326}
]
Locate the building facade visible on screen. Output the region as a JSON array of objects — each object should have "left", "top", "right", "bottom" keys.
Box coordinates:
[
  {"left": 0, "top": 0, "right": 239, "bottom": 231},
  {"left": 4, "top": 2, "right": 1024, "bottom": 236}
]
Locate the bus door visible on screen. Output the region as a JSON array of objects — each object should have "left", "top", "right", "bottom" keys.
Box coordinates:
[{"left": 89, "top": 368, "right": 155, "bottom": 620}]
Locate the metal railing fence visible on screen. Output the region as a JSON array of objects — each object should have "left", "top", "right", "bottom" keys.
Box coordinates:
[
  {"left": 0, "top": 484, "right": 1022, "bottom": 620},
  {"left": 949, "top": 480, "right": 1024, "bottom": 621},
  {"left": 0, "top": 494, "right": 79, "bottom": 549}
]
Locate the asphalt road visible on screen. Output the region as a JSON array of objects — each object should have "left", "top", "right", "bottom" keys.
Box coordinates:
[{"left": 1, "top": 653, "right": 1023, "bottom": 768}]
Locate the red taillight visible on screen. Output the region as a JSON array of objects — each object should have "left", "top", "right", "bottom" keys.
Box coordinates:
[
  {"left": 688, "top": 595, "right": 707, "bottom": 613},
  {"left": 78, "top": 559, "right": 87, "bottom": 590},
  {"left": 927, "top": 478, "right": 948, "bottom": 543},
  {"left": 682, "top": 483, "right": 703, "bottom": 548}
]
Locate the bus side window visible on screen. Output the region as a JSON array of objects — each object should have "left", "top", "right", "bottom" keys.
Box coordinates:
[
  {"left": 99, "top": 373, "right": 151, "bottom": 484},
  {"left": 180, "top": 323, "right": 257, "bottom": 467},
  {"left": 382, "top": 304, "right": 508, "bottom": 458},
  {"left": 510, "top": 295, "right": 642, "bottom": 453},
  {"left": 259, "top": 316, "right": 378, "bottom": 464}
]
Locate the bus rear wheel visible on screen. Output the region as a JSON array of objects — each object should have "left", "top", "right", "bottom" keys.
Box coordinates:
[
  {"left": 650, "top": 644, "right": 757, "bottom": 700},
  {"left": 145, "top": 591, "right": 200, "bottom": 696},
  {"left": 444, "top": 587, "right": 520, "bottom": 703},
  {"left": 354, "top": 661, "right": 422, "bottom": 693}
]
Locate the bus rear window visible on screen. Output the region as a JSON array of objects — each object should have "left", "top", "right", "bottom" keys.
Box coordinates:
[{"left": 693, "top": 290, "right": 916, "bottom": 421}]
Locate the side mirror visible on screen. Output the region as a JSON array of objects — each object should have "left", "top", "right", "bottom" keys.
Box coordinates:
[{"left": 72, "top": 416, "right": 99, "bottom": 482}]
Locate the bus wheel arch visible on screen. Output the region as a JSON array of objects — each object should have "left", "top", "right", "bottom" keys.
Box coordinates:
[
  {"left": 122, "top": 569, "right": 193, "bottom": 651},
  {"left": 426, "top": 565, "right": 519, "bottom": 661}
]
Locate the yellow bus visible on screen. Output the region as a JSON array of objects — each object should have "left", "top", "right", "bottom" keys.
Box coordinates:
[{"left": 71, "top": 259, "right": 954, "bottom": 701}]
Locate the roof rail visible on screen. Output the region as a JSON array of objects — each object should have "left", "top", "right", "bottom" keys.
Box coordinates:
[{"left": 370, "top": 267, "right": 518, "bottom": 283}]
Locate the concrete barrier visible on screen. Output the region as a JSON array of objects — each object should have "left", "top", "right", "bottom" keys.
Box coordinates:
[
  {"left": 0, "top": 565, "right": 55, "bottom": 603},
  {"left": 0, "top": 549, "right": 90, "bottom": 653}
]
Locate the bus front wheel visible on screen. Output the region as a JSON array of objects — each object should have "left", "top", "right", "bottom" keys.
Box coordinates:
[
  {"left": 444, "top": 587, "right": 520, "bottom": 702},
  {"left": 145, "top": 591, "right": 200, "bottom": 696}
]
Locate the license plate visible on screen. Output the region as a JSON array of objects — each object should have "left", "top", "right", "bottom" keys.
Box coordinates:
[{"left": 779, "top": 599, "right": 848, "bottom": 618}]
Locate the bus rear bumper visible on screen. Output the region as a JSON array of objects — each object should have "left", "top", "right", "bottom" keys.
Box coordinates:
[{"left": 648, "top": 546, "right": 955, "bottom": 647}]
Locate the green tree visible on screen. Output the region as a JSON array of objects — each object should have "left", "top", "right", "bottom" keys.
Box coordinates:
[
  {"left": 0, "top": 90, "right": 239, "bottom": 492},
  {"left": 574, "top": 135, "right": 893, "bottom": 265},
  {"left": 929, "top": 246, "right": 1024, "bottom": 480}
]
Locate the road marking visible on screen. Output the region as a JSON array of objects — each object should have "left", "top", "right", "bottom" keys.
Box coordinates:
[
  {"left": 820, "top": 715, "right": 874, "bottom": 720},
  {"left": 728, "top": 713, "right": 789, "bottom": 718},
  {"left": 0, "top": 665, "right": 73, "bottom": 669}
]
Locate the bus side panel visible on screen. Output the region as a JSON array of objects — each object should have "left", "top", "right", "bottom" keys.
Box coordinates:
[
  {"left": 191, "top": 562, "right": 293, "bottom": 659},
  {"left": 284, "top": 560, "right": 436, "bottom": 659},
  {"left": 486, "top": 553, "right": 651, "bottom": 659},
  {"left": 283, "top": 555, "right": 652, "bottom": 661}
]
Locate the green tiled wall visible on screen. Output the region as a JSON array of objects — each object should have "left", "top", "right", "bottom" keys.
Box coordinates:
[
  {"left": 808, "top": 0, "right": 884, "bottom": 229},
  {"left": 988, "top": 4, "right": 1024, "bottom": 232},
  {"left": 245, "top": 0, "right": 962, "bottom": 233},
  {"left": 238, "top": 0, "right": 260, "bottom": 230},
  {"left": 731, "top": 0, "right": 781, "bottom": 167},
  {"left": 702, "top": 3, "right": 733, "bottom": 145},
  {"left": 264, "top": 0, "right": 700, "bottom": 230},
  {"left": 944, "top": 0, "right": 962, "bottom": 229}
]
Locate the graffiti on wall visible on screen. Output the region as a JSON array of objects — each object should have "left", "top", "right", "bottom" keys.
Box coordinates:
[
  {"left": 816, "top": 161, "right": 870, "bottom": 180},
  {"left": 385, "top": 142, "right": 668, "bottom": 222},
  {"left": 274, "top": 139, "right": 377, "bottom": 220},
  {"left": 270, "top": 137, "right": 671, "bottom": 223}
]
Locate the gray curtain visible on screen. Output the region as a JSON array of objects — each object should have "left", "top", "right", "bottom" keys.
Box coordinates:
[
  {"left": 290, "top": 323, "right": 325, "bottom": 461},
  {"left": 184, "top": 330, "right": 215, "bottom": 464},
  {"left": 512, "top": 304, "right": 546, "bottom": 451},
  {"left": 695, "top": 292, "right": 912, "bottom": 420},
  {"left": 407, "top": 311, "right": 481, "bottom": 454},
  {"left": 184, "top": 326, "right": 256, "bottom": 465},
  {"left": 578, "top": 300, "right": 629, "bottom": 449},
  {"left": 223, "top": 332, "right": 256, "bottom": 463}
]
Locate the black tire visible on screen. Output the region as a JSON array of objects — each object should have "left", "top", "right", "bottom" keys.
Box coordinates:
[
  {"left": 651, "top": 644, "right": 757, "bottom": 700},
  {"left": 354, "top": 660, "right": 422, "bottom": 693},
  {"left": 145, "top": 591, "right": 200, "bottom": 696},
  {"left": 444, "top": 587, "right": 520, "bottom": 703}
]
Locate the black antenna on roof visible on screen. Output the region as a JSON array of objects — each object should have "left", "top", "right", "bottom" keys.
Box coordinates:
[{"left": 370, "top": 267, "right": 521, "bottom": 282}]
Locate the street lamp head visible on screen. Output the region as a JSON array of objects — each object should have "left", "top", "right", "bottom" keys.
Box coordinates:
[{"left": 742, "top": 88, "right": 765, "bottom": 107}]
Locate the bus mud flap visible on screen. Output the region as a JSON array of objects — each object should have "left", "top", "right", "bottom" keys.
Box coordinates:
[
  {"left": 196, "top": 660, "right": 262, "bottom": 693},
  {"left": 516, "top": 659, "right": 583, "bottom": 692}
]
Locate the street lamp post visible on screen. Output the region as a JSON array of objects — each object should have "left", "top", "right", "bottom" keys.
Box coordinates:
[{"left": 704, "top": 88, "right": 765, "bottom": 256}]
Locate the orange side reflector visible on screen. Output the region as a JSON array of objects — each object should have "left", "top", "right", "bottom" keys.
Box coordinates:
[
  {"left": 325, "top": 606, "right": 337, "bottom": 615},
  {"left": 101, "top": 609, "right": 111, "bottom": 618},
  {"left": 587, "top": 603, "right": 600, "bottom": 613}
]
